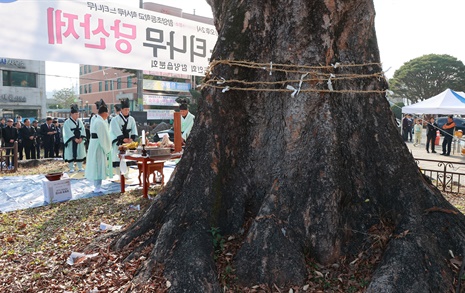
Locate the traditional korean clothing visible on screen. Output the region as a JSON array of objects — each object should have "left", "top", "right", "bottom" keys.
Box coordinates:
[
  {"left": 110, "top": 99, "right": 138, "bottom": 173},
  {"left": 181, "top": 111, "right": 195, "bottom": 141},
  {"left": 85, "top": 114, "right": 112, "bottom": 190},
  {"left": 63, "top": 116, "right": 86, "bottom": 172}
]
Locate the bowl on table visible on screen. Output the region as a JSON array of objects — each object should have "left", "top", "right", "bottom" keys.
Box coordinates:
[{"left": 45, "top": 172, "right": 63, "bottom": 181}]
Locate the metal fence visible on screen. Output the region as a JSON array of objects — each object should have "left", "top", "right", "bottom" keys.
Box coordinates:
[
  {"left": 0, "top": 141, "right": 18, "bottom": 173},
  {"left": 415, "top": 158, "right": 465, "bottom": 193}
]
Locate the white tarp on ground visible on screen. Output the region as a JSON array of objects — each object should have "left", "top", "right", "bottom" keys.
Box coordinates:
[
  {"left": 402, "top": 88, "right": 465, "bottom": 115},
  {"left": 0, "top": 161, "right": 177, "bottom": 213}
]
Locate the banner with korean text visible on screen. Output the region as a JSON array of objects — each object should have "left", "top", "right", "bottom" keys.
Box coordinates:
[{"left": 0, "top": 0, "right": 217, "bottom": 76}]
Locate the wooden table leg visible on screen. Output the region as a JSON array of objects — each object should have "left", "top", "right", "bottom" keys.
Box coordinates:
[
  {"left": 142, "top": 159, "right": 148, "bottom": 198},
  {"left": 120, "top": 173, "right": 125, "bottom": 193}
]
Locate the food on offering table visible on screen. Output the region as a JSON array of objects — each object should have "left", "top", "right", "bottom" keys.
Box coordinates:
[
  {"left": 123, "top": 141, "right": 139, "bottom": 150},
  {"left": 160, "top": 134, "right": 174, "bottom": 148}
]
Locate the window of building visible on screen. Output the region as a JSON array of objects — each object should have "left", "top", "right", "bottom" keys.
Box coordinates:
[
  {"left": 84, "top": 66, "right": 87, "bottom": 74},
  {"left": 88, "top": 83, "right": 92, "bottom": 93},
  {"left": 127, "top": 76, "right": 132, "bottom": 88},
  {"left": 110, "top": 80, "right": 114, "bottom": 90},
  {"left": 99, "top": 66, "right": 102, "bottom": 70},
  {"left": 79, "top": 85, "right": 82, "bottom": 94},
  {"left": 84, "top": 84, "right": 87, "bottom": 93},
  {"left": 99, "top": 81, "right": 103, "bottom": 92},
  {"left": 105, "top": 80, "right": 109, "bottom": 91},
  {"left": 87, "top": 65, "right": 91, "bottom": 73},
  {"left": 117, "top": 78, "right": 122, "bottom": 90},
  {"left": 2, "top": 70, "right": 37, "bottom": 87}
]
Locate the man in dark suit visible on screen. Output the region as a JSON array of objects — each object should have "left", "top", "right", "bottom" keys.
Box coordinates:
[
  {"left": 0, "top": 118, "right": 3, "bottom": 148},
  {"left": 53, "top": 119, "right": 62, "bottom": 158},
  {"left": 32, "top": 120, "right": 41, "bottom": 159},
  {"left": 20, "top": 118, "right": 37, "bottom": 160},
  {"left": 3, "top": 118, "right": 18, "bottom": 168},
  {"left": 40, "top": 117, "right": 56, "bottom": 158}
]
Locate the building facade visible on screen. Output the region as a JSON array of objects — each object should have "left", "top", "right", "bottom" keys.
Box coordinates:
[{"left": 0, "top": 58, "right": 46, "bottom": 120}]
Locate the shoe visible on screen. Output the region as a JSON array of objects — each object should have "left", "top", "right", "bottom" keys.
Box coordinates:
[
  {"left": 445, "top": 154, "right": 450, "bottom": 156},
  {"left": 432, "top": 151, "right": 437, "bottom": 153},
  {"left": 93, "top": 187, "right": 107, "bottom": 193},
  {"left": 426, "top": 149, "right": 429, "bottom": 153},
  {"left": 69, "top": 169, "right": 75, "bottom": 173},
  {"left": 78, "top": 169, "right": 85, "bottom": 173},
  {"left": 440, "top": 153, "right": 445, "bottom": 155}
]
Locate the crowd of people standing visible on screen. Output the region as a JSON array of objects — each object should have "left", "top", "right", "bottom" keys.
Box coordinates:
[
  {"left": 402, "top": 114, "right": 458, "bottom": 156},
  {"left": 0, "top": 115, "right": 64, "bottom": 169},
  {"left": 0, "top": 98, "right": 195, "bottom": 192}
]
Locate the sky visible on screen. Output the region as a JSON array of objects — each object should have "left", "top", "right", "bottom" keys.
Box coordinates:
[{"left": 46, "top": 0, "right": 465, "bottom": 92}]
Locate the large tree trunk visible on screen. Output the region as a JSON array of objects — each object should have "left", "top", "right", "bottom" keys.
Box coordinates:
[{"left": 111, "top": 0, "right": 465, "bottom": 291}]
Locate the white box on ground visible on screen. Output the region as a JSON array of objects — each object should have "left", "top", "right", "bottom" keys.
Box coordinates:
[{"left": 42, "top": 178, "right": 73, "bottom": 204}]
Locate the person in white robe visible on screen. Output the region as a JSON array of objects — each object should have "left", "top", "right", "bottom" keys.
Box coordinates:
[
  {"left": 63, "top": 104, "right": 86, "bottom": 172},
  {"left": 110, "top": 98, "right": 138, "bottom": 176},
  {"left": 180, "top": 103, "right": 195, "bottom": 142},
  {"left": 85, "top": 104, "right": 112, "bottom": 193}
]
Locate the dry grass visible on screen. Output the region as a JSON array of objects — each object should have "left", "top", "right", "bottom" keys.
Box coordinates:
[{"left": 0, "top": 160, "right": 164, "bottom": 292}]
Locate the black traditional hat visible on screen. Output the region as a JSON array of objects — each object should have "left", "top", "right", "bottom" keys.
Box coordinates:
[
  {"left": 114, "top": 104, "right": 121, "bottom": 112},
  {"left": 70, "top": 104, "right": 79, "bottom": 114},
  {"left": 179, "top": 103, "right": 188, "bottom": 110},
  {"left": 95, "top": 99, "right": 106, "bottom": 111},
  {"left": 98, "top": 99, "right": 108, "bottom": 113},
  {"left": 120, "top": 98, "right": 130, "bottom": 109}
]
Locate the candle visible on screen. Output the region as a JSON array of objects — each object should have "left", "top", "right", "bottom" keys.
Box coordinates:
[{"left": 141, "top": 130, "right": 146, "bottom": 145}]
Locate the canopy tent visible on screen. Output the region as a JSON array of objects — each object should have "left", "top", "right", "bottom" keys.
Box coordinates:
[{"left": 401, "top": 89, "right": 465, "bottom": 114}]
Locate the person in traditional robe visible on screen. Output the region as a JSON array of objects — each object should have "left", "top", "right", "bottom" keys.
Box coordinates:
[
  {"left": 110, "top": 98, "right": 138, "bottom": 176},
  {"left": 179, "top": 103, "right": 195, "bottom": 142},
  {"left": 89, "top": 99, "right": 104, "bottom": 126},
  {"left": 85, "top": 102, "right": 112, "bottom": 193},
  {"left": 63, "top": 104, "right": 87, "bottom": 173}
]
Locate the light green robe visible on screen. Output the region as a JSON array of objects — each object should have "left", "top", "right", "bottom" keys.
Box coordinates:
[
  {"left": 63, "top": 118, "right": 86, "bottom": 163},
  {"left": 181, "top": 112, "right": 195, "bottom": 140},
  {"left": 85, "top": 115, "right": 112, "bottom": 180},
  {"left": 110, "top": 114, "right": 138, "bottom": 164}
]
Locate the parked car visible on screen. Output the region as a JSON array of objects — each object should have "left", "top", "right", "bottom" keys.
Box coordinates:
[{"left": 436, "top": 117, "right": 465, "bottom": 135}]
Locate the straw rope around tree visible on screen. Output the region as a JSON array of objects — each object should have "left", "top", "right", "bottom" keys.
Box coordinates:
[{"left": 203, "top": 60, "right": 387, "bottom": 95}]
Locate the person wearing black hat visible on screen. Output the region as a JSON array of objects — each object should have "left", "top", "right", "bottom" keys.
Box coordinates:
[
  {"left": 109, "top": 98, "right": 138, "bottom": 176},
  {"left": 40, "top": 116, "right": 57, "bottom": 158},
  {"left": 85, "top": 102, "right": 112, "bottom": 193},
  {"left": 63, "top": 104, "right": 87, "bottom": 173},
  {"left": 89, "top": 99, "right": 105, "bottom": 126}
]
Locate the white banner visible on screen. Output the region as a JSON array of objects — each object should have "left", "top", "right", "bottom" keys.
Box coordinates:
[
  {"left": 146, "top": 109, "right": 174, "bottom": 120},
  {"left": 143, "top": 95, "right": 179, "bottom": 106},
  {"left": 0, "top": 0, "right": 217, "bottom": 76}
]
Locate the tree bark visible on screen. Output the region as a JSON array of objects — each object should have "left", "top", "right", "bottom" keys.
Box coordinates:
[{"left": 111, "top": 0, "right": 465, "bottom": 291}]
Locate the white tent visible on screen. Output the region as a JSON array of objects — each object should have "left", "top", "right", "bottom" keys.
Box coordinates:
[{"left": 401, "top": 89, "right": 465, "bottom": 114}]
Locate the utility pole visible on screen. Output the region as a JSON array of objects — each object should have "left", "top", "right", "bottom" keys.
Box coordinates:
[{"left": 137, "top": 0, "right": 144, "bottom": 110}]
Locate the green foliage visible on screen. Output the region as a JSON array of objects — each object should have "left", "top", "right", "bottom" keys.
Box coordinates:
[
  {"left": 52, "top": 88, "right": 78, "bottom": 109},
  {"left": 209, "top": 227, "right": 225, "bottom": 257},
  {"left": 389, "top": 54, "right": 465, "bottom": 103}
]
